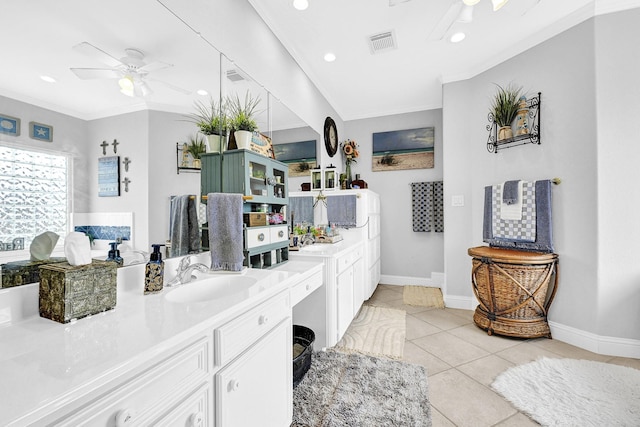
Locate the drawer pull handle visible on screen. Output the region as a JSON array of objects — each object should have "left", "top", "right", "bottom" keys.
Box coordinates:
[
  {"left": 259, "top": 314, "right": 269, "bottom": 325},
  {"left": 115, "top": 409, "right": 133, "bottom": 426},
  {"left": 188, "top": 412, "right": 204, "bottom": 427},
  {"left": 278, "top": 230, "right": 284, "bottom": 238},
  {"left": 228, "top": 379, "right": 241, "bottom": 392},
  {"left": 258, "top": 233, "right": 265, "bottom": 242}
]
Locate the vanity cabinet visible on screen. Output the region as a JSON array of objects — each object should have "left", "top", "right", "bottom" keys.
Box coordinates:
[
  {"left": 53, "top": 337, "right": 212, "bottom": 427},
  {"left": 201, "top": 149, "right": 290, "bottom": 269}
]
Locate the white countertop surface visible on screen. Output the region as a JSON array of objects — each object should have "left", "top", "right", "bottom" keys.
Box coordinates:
[
  {"left": 0, "top": 257, "right": 323, "bottom": 425},
  {"left": 289, "top": 240, "right": 363, "bottom": 259}
]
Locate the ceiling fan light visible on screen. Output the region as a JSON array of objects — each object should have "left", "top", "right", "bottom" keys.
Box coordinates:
[
  {"left": 137, "top": 81, "right": 153, "bottom": 97},
  {"left": 462, "top": 0, "right": 480, "bottom": 5},
  {"left": 458, "top": 5, "right": 474, "bottom": 23},
  {"left": 119, "top": 75, "right": 134, "bottom": 91},
  {"left": 492, "top": 0, "right": 509, "bottom": 11}
]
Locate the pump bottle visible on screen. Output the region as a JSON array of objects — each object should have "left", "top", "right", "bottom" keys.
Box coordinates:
[
  {"left": 105, "top": 241, "right": 123, "bottom": 266},
  {"left": 144, "top": 244, "right": 165, "bottom": 294}
]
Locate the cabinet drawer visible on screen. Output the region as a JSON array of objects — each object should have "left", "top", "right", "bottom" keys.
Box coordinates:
[
  {"left": 290, "top": 272, "right": 323, "bottom": 306},
  {"left": 246, "top": 227, "right": 270, "bottom": 249},
  {"left": 215, "top": 291, "right": 289, "bottom": 366},
  {"left": 56, "top": 338, "right": 209, "bottom": 426},
  {"left": 155, "top": 382, "right": 211, "bottom": 427},
  {"left": 336, "top": 245, "right": 363, "bottom": 274},
  {"left": 270, "top": 225, "right": 288, "bottom": 244}
]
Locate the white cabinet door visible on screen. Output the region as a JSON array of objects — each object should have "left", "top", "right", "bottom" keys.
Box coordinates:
[
  {"left": 215, "top": 318, "right": 292, "bottom": 427},
  {"left": 336, "top": 266, "right": 354, "bottom": 342}
]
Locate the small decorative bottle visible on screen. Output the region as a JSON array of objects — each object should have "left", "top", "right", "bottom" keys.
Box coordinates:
[{"left": 144, "top": 244, "right": 165, "bottom": 294}]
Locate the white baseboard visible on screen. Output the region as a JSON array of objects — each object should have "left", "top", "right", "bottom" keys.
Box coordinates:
[
  {"left": 443, "top": 294, "right": 477, "bottom": 311},
  {"left": 549, "top": 321, "right": 640, "bottom": 359},
  {"left": 380, "top": 272, "right": 444, "bottom": 287}
]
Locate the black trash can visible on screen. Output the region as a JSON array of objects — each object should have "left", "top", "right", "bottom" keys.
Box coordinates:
[{"left": 293, "top": 325, "right": 315, "bottom": 387}]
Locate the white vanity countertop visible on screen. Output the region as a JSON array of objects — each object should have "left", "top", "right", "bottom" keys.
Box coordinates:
[
  {"left": 0, "top": 258, "right": 323, "bottom": 425},
  {"left": 289, "top": 239, "right": 363, "bottom": 259}
]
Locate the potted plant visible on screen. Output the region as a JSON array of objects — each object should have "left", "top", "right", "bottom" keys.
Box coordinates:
[
  {"left": 490, "top": 83, "right": 523, "bottom": 141},
  {"left": 183, "top": 97, "right": 229, "bottom": 153},
  {"left": 186, "top": 134, "right": 206, "bottom": 168},
  {"left": 227, "top": 91, "right": 260, "bottom": 150}
]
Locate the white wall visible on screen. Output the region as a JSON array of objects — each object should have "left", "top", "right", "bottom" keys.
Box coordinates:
[
  {"left": 443, "top": 10, "right": 640, "bottom": 355},
  {"left": 593, "top": 10, "right": 640, "bottom": 340},
  {"left": 345, "top": 110, "right": 444, "bottom": 281}
]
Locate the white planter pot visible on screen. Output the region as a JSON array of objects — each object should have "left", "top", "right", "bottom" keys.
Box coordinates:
[
  {"left": 206, "top": 134, "right": 225, "bottom": 153},
  {"left": 234, "top": 130, "right": 253, "bottom": 150}
]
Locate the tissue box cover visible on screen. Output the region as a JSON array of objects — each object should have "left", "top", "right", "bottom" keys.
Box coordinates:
[
  {"left": 1, "top": 257, "right": 66, "bottom": 288},
  {"left": 39, "top": 260, "right": 117, "bottom": 324}
]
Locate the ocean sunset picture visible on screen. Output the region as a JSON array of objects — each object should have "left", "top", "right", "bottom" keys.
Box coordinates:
[{"left": 372, "top": 127, "right": 434, "bottom": 171}]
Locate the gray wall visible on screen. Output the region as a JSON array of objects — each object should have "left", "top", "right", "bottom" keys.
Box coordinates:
[
  {"left": 443, "top": 10, "right": 640, "bottom": 346},
  {"left": 345, "top": 110, "right": 444, "bottom": 281}
]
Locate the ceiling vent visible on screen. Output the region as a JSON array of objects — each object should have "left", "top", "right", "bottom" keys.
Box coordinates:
[
  {"left": 226, "top": 69, "right": 248, "bottom": 82},
  {"left": 368, "top": 30, "right": 397, "bottom": 54}
]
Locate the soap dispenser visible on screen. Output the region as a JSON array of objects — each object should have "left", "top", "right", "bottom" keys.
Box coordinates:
[
  {"left": 144, "top": 244, "right": 165, "bottom": 294},
  {"left": 105, "top": 241, "right": 124, "bottom": 267}
]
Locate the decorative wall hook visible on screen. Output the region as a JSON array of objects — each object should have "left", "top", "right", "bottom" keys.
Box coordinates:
[
  {"left": 123, "top": 157, "right": 131, "bottom": 172},
  {"left": 123, "top": 177, "right": 131, "bottom": 192},
  {"left": 100, "top": 140, "right": 108, "bottom": 155},
  {"left": 112, "top": 139, "right": 120, "bottom": 153},
  {"left": 551, "top": 177, "right": 561, "bottom": 185}
]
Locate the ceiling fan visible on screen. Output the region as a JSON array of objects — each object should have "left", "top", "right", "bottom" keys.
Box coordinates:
[
  {"left": 70, "top": 42, "right": 190, "bottom": 98},
  {"left": 428, "top": 0, "right": 513, "bottom": 41}
]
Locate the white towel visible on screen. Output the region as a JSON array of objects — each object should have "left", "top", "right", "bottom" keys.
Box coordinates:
[{"left": 500, "top": 181, "right": 524, "bottom": 220}]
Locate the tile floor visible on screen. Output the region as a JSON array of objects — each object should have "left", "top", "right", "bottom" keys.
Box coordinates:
[{"left": 365, "top": 284, "right": 640, "bottom": 427}]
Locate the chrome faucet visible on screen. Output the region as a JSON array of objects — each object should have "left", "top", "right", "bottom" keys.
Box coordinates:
[{"left": 167, "top": 256, "right": 211, "bottom": 287}]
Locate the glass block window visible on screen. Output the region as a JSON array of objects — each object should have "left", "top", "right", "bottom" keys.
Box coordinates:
[{"left": 0, "top": 145, "right": 69, "bottom": 250}]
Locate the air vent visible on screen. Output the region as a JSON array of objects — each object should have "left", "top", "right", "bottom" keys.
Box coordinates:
[
  {"left": 226, "top": 69, "right": 247, "bottom": 82},
  {"left": 368, "top": 30, "right": 397, "bottom": 54}
]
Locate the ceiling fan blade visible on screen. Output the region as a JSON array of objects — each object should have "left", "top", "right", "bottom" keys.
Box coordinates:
[
  {"left": 427, "top": 1, "right": 463, "bottom": 41},
  {"left": 139, "top": 61, "right": 173, "bottom": 73},
  {"left": 146, "top": 76, "right": 191, "bottom": 95},
  {"left": 70, "top": 67, "right": 121, "bottom": 79},
  {"left": 72, "top": 42, "right": 124, "bottom": 68}
]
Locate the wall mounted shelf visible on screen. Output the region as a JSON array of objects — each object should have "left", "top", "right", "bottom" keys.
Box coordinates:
[
  {"left": 487, "top": 92, "right": 541, "bottom": 153},
  {"left": 176, "top": 142, "right": 201, "bottom": 174}
]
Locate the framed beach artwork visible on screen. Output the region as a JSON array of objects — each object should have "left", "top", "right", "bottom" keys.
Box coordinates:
[
  {"left": 372, "top": 127, "right": 435, "bottom": 171},
  {"left": 0, "top": 114, "right": 20, "bottom": 137},
  {"left": 273, "top": 139, "right": 317, "bottom": 177}
]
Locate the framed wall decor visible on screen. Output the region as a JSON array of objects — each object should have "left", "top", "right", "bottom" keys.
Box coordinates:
[
  {"left": 273, "top": 139, "right": 317, "bottom": 177},
  {"left": 98, "top": 156, "right": 121, "bottom": 197},
  {"left": 250, "top": 132, "right": 275, "bottom": 159},
  {"left": 0, "top": 114, "right": 20, "bottom": 137},
  {"left": 372, "top": 127, "right": 435, "bottom": 171},
  {"left": 29, "top": 121, "right": 53, "bottom": 142}
]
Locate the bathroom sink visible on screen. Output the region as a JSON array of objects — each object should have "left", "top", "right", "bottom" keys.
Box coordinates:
[{"left": 165, "top": 275, "right": 260, "bottom": 304}]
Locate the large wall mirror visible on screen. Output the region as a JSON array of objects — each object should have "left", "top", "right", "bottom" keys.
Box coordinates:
[{"left": 0, "top": 0, "right": 319, "bottom": 287}]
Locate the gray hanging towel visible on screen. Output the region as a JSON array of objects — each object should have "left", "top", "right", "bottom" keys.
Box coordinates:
[
  {"left": 502, "top": 180, "right": 521, "bottom": 205},
  {"left": 433, "top": 181, "right": 444, "bottom": 233},
  {"left": 207, "top": 193, "right": 245, "bottom": 271},
  {"left": 327, "top": 195, "right": 357, "bottom": 228},
  {"left": 170, "top": 195, "right": 201, "bottom": 257},
  {"left": 411, "top": 182, "right": 433, "bottom": 232},
  {"left": 289, "top": 196, "right": 314, "bottom": 225}
]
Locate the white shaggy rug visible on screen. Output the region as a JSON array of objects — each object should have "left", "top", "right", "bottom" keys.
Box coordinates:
[
  {"left": 334, "top": 305, "right": 406, "bottom": 359},
  {"left": 492, "top": 357, "right": 640, "bottom": 426}
]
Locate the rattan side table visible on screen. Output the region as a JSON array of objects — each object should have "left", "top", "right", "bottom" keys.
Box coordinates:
[{"left": 468, "top": 246, "right": 559, "bottom": 339}]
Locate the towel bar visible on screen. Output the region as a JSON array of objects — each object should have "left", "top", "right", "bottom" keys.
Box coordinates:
[{"left": 198, "top": 195, "right": 253, "bottom": 201}]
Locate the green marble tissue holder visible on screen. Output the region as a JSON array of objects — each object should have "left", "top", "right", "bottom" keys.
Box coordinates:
[{"left": 39, "top": 260, "right": 117, "bottom": 324}]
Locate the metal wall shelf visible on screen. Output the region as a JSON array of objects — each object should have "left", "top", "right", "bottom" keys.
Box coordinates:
[{"left": 487, "top": 92, "right": 541, "bottom": 153}]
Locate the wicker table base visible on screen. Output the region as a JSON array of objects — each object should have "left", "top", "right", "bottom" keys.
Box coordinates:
[{"left": 468, "top": 246, "right": 559, "bottom": 339}]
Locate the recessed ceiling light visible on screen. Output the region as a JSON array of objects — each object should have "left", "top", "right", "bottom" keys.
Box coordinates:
[
  {"left": 40, "top": 75, "right": 56, "bottom": 83},
  {"left": 197, "top": 89, "right": 208, "bottom": 96},
  {"left": 450, "top": 32, "right": 466, "bottom": 43},
  {"left": 293, "top": 0, "right": 308, "bottom": 10},
  {"left": 324, "top": 52, "right": 336, "bottom": 62}
]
